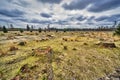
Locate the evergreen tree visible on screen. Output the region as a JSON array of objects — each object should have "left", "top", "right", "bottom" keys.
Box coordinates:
[
  {"left": 10, "top": 24, "right": 14, "bottom": 29},
  {"left": 2, "top": 26, "right": 8, "bottom": 33},
  {"left": 19, "top": 29, "right": 24, "bottom": 33},
  {"left": 114, "top": 23, "right": 120, "bottom": 35},
  {"left": 63, "top": 28, "right": 66, "bottom": 32},
  {"left": 30, "top": 29, "right": 33, "bottom": 32},
  {"left": 47, "top": 24, "right": 50, "bottom": 32},
  {"left": 30, "top": 25, "right": 33, "bottom": 32},
  {"left": 26, "top": 24, "right": 30, "bottom": 31},
  {"left": 56, "top": 29, "right": 58, "bottom": 32},
  {"left": 38, "top": 28, "right": 42, "bottom": 33}
]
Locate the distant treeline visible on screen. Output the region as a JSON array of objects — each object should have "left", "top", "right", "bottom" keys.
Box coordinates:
[
  {"left": 0, "top": 24, "right": 116, "bottom": 32},
  {"left": 49, "top": 27, "right": 115, "bottom": 31},
  {"left": 0, "top": 27, "right": 116, "bottom": 32}
]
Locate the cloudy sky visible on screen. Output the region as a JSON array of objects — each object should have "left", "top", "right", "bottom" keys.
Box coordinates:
[{"left": 0, "top": 0, "right": 120, "bottom": 28}]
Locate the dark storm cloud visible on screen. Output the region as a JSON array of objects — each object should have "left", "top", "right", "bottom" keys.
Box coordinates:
[
  {"left": 0, "top": 0, "right": 12, "bottom": 8},
  {"left": 95, "top": 14, "right": 120, "bottom": 22},
  {"left": 30, "top": 19, "right": 52, "bottom": 24},
  {"left": 12, "top": 0, "right": 30, "bottom": 7},
  {"left": 55, "top": 20, "right": 68, "bottom": 25},
  {"left": 86, "top": 16, "right": 95, "bottom": 22},
  {"left": 30, "top": 19, "right": 41, "bottom": 23},
  {"left": 76, "top": 16, "right": 87, "bottom": 21},
  {"left": 37, "top": 0, "right": 62, "bottom": 4},
  {"left": 14, "top": 18, "right": 29, "bottom": 22},
  {"left": 95, "top": 16, "right": 108, "bottom": 21},
  {"left": 40, "top": 13, "right": 52, "bottom": 18},
  {"left": 13, "top": 18, "right": 50, "bottom": 24},
  {"left": 0, "top": 18, "right": 13, "bottom": 23},
  {"left": 0, "top": 9, "right": 25, "bottom": 17},
  {"left": 30, "top": 19, "right": 68, "bottom": 25},
  {"left": 62, "top": 0, "right": 94, "bottom": 10},
  {"left": 63, "top": 0, "right": 120, "bottom": 12},
  {"left": 88, "top": 0, "right": 120, "bottom": 12},
  {"left": 86, "top": 23, "right": 95, "bottom": 25},
  {"left": 87, "top": 16, "right": 95, "bottom": 20},
  {"left": 65, "top": 15, "right": 87, "bottom": 22}
]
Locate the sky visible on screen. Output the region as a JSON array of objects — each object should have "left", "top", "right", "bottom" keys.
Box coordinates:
[{"left": 0, "top": 0, "right": 120, "bottom": 28}]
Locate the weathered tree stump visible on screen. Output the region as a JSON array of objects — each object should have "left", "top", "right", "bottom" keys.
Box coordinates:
[{"left": 96, "top": 42, "right": 116, "bottom": 48}]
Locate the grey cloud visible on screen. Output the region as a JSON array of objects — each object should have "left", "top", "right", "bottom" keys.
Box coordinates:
[
  {"left": 0, "top": 9, "right": 25, "bottom": 17},
  {"left": 0, "top": 18, "right": 13, "bottom": 23},
  {"left": 95, "top": 14, "right": 120, "bottom": 22},
  {"left": 76, "top": 16, "right": 87, "bottom": 21},
  {"left": 88, "top": 0, "right": 120, "bottom": 12},
  {"left": 62, "top": 0, "right": 94, "bottom": 10},
  {"left": 30, "top": 19, "right": 52, "bottom": 24},
  {"left": 14, "top": 18, "right": 29, "bottom": 22},
  {"left": 63, "top": 0, "right": 120, "bottom": 13},
  {"left": 37, "top": 0, "right": 62, "bottom": 4},
  {"left": 54, "top": 20, "right": 68, "bottom": 25},
  {"left": 95, "top": 16, "right": 108, "bottom": 21},
  {"left": 40, "top": 13, "right": 52, "bottom": 18},
  {"left": 12, "top": 0, "right": 30, "bottom": 7}
]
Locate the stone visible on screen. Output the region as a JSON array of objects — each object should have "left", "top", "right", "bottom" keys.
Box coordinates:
[
  {"left": 46, "top": 34, "right": 55, "bottom": 38},
  {"left": 9, "top": 46, "right": 18, "bottom": 51},
  {"left": 95, "top": 41, "right": 102, "bottom": 45},
  {"left": 18, "top": 41, "right": 26, "bottom": 46}
]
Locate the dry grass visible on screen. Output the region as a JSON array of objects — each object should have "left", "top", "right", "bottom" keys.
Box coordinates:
[{"left": 0, "top": 31, "right": 120, "bottom": 80}]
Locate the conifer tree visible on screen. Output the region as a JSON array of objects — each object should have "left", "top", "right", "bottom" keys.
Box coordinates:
[
  {"left": 3, "top": 26, "right": 8, "bottom": 33},
  {"left": 115, "top": 23, "right": 120, "bottom": 35}
]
